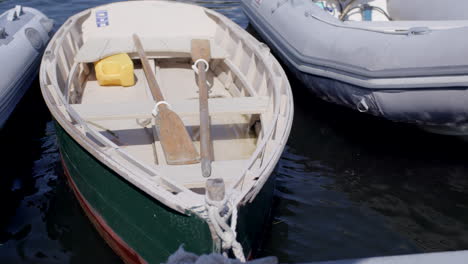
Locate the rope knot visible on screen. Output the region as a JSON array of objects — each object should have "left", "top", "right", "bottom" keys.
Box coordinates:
[
  {"left": 221, "top": 232, "right": 235, "bottom": 249},
  {"left": 205, "top": 196, "right": 246, "bottom": 262}
]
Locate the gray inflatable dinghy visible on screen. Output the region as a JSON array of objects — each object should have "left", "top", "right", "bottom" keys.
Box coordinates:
[
  {"left": 242, "top": 0, "right": 468, "bottom": 135},
  {"left": 0, "top": 5, "right": 53, "bottom": 128}
]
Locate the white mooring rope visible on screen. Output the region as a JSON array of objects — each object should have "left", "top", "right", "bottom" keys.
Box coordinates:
[{"left": 205, "top": 196, "right": 246, "bottom": 262}]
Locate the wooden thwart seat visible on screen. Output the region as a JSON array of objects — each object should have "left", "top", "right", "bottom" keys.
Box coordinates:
[
  {"left": 75, "top": 37, "right": 227, "bottom": 63},
  {"left": 71, "top": 96, "right": 269, "bottom": 121},
  {"left": 159, "top": 159, "right": 249, "bottom": 188}
]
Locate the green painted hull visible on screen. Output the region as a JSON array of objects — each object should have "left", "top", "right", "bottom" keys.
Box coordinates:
[
  {"left": 55, "top": 122, "right": 275, "bottom": 262},
  {"left": 237, "top": 174, "right": 276, "bottom": 258}
]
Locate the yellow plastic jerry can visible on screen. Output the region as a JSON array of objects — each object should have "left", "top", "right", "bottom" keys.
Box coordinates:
[{"left": 94, "top": 53, "right": 135, "bottom": 87}]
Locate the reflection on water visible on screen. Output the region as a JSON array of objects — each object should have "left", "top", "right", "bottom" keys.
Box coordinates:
[
  {"left": 1, "top": 1, "right": 468, "bottom": 263},
  {"left": 258, "top": 76, "right": 468, "bottom": 262}
]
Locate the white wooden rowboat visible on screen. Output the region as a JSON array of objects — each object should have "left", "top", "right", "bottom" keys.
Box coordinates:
[{"left": 39, "top": 1, "right": 293, "bottom": 262}]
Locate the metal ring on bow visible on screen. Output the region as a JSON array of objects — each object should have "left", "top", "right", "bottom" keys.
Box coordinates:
[
  {"left": 192, "top": 59, "right": 210, "bottom": 74},
  {"left": 152, "top": 101, "right": 171, "bottom": 117}
]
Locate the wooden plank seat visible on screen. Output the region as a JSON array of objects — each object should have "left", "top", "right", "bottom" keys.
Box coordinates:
[
  {"left": 159, "top": 159, "right": 248, "bottom": 188},
  {"left": 71, "top": 96, "right": 269, "bottom": 121},
  {"left": 75, "top": 37, "right": 227, "bottom": 63}
]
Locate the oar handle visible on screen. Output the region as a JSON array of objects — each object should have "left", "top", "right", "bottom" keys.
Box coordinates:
[
  {"left": 133, "top": 34, "right": 165, "bottom": 104},
  {"left": 197, "top": 63, "right": 212, "bottom": 177}
]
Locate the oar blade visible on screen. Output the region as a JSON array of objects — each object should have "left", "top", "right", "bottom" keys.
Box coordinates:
[
  {"left": 133, "top": 33, "right": 199, "bottom": 165},
  {"left": 158, "top": 108, "right": 200, "bottom": 165}
]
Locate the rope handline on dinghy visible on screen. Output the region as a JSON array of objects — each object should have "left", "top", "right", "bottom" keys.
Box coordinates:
[
  {"left": 206, "top": 194, "right": 246, "bottom": 262},
  {"left": 205, "top": 178, "right": 246, "bottom": 262}
]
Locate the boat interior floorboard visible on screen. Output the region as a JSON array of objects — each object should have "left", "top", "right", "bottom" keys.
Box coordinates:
[
  {"left": 75, "top": 59, "right": 260, "bottom": 188},
  {"left": 157, "top": 60, "right": 232, "bottom": 101}
]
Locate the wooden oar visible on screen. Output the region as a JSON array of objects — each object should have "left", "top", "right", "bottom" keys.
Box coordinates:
[
  {"left": 191, "top": 39, "right": 212, "bottom": 177},
  {"left": 133, "top": 34, "right": 199, "bottom": 165}
]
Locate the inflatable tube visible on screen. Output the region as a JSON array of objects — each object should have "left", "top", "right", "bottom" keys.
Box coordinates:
[
  {"left": 0, "top": 5, "right": 53, "bottom": 128},
  {"left": 242, "top": 0, "right": 468, "bottom": 134}
]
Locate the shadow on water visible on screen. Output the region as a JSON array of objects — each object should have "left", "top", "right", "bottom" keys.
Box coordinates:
[{"left": 0, "top": 81, "right": 122, "bottom": 264}]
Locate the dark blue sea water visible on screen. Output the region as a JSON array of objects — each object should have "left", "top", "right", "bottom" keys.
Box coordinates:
[{"left": 1, "top": 1, "right": 468, "bottom": 263}]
